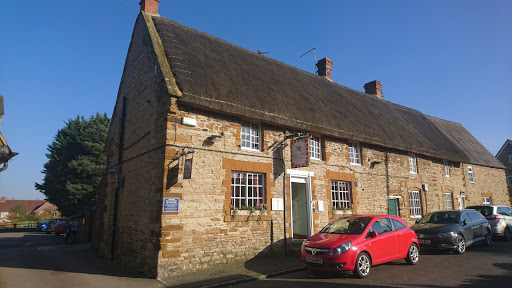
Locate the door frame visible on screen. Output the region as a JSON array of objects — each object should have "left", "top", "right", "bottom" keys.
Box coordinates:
[
  {"left": 287, "top": 169, "right": 314, "bottom": 241},
  {"left": 457, "top": 193, "right": 466, "bottom": 210},
  {"left": 387, "top": 196, "right": 400, "bottom": 216}
]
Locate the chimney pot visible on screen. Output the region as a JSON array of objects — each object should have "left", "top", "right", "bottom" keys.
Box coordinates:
[
  {"left": 316, "top": 58, "right": 333, "bottom": 80},
  {"left": 364, "top": 80, "right": 383, "bottom": 99},
  {"left": 140, "top": 0, "right": 160, "bottom": 15}
]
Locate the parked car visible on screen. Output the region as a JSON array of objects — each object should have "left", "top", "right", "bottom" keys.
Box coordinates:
[
  {"left": 45, "top": 219, "right": 67, "bottom": 234},
  {"left": 35, "top": 221, "right": 46, "bottom": 232},
  {"left": 467, "top": 205, "right": 512, "bottom": 241},
  {"left": 53, "top": 220, "right": 69, "bottom": 236},
  {"left": 411, "top": 209, "right": 491, "bottom": 254},
  {"left": 40, "top": 221, "right": 48, "bottom": 232},
  {"left": 301, "top": 215, "right": 419, "bottom": 278}
]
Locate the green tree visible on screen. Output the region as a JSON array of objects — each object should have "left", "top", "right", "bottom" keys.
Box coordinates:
[
  {"left": 35, "top": 113, "right": 110, "bottom": 216},
  {"left": 7, "top": 204, "right": 29, "bottom": 223}
]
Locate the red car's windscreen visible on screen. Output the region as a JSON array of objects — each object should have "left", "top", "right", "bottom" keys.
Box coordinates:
[{"left": 320, "top": 217, "right": 372, "bottom": 234}]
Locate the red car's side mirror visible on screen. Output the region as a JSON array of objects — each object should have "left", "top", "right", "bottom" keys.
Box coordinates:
[{"left": 370, "top": 231, "right": 379, "bottom": 238}]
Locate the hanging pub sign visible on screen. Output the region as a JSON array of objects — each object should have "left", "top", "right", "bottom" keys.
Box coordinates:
[
  {"left": 291, "top": 138, "right": 310, "bottom": 168},
  {"left": 184, "top": 158, "right": 193, "bottom": 179}
]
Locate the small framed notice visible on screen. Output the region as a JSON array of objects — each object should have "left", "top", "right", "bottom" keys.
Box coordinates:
[
  {"left": 163, "top": 198, "right": 179, "bottom": 212},
  {"left": 272, "top": 198, "right": 284, "bottom": 211},
  {"left": 318, "top": 200, "right": 324, "bottom": 212}
]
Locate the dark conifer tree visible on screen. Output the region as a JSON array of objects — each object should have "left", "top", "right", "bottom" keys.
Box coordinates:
[{"left": 36, "top": 113, "right": 109, "bottom": 216}]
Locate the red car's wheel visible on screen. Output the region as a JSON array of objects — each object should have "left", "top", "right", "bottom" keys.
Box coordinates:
[
  {"left": 405, "top": 243, "right": 419, "bottom": 265},
  {"left": 353, "top": 252, "right": 371, "bottom": 278}
]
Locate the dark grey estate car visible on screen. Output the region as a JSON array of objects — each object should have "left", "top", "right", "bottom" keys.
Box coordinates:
[{"left": 411, "top": 209, "right": 491, "bottom": 254}]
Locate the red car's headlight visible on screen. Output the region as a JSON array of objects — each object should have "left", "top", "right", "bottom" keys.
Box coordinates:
[{"left": 330, "top": 241, "right": 352, "bottom": 255}]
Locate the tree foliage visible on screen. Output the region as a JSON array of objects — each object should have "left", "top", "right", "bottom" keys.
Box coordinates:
[
  {"left": 7, "top": 204, "right": 39, "bottom": 223},
  {"left": 35, "top": 113, "right": 110, "bottom": 216}
]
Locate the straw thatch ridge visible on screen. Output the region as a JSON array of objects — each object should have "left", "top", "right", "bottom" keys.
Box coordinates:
[{"left": 150, "top": 15, "right": 502, "bottom": 169}]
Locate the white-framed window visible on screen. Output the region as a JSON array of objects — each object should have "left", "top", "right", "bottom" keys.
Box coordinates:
[
  {"left": 443, "top": 160, "right": 450, "bottom": 177},
  {"left": 467, "top": 166, "right": 474, "bottom": 183},
  {"left": 231, "top": 172, "right": 265, "bottom": 209},
  {"left": 241, "top": 121, "right": 261, "bottom": 151},
  {"left": 409, "top": 190, "right": 422, "bottom": 218},
  {"left": 444, "top": 193, "right": 453, "bottom": 210},
  {"left": 508, "top": 176, "right": 512, "bottom": 186},
  {"left": 483, "top": 196, "right": 492, "bottom": 205},
  {"left": 309, "top": 136, "right": 321, "bottom": 160},
  {"left": 348, "top": 142, "right": 361, "bottom": 165},
  {"left": 1, "top": 212, "right": 8, "bottom": 218},
  {"left": 409, "top": 154, "right": 417, "bottom": 174},
  {"left": 509, "top": 155, "right": 512, "bottom": 163},
  {"left": 331, "top": 180, "right": 352, "bottom": 209}
]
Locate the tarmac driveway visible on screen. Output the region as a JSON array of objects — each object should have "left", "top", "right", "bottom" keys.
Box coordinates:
[
  {"left": 0, "top": 231, "right": 164, "bottom": 288},
  {"left": 234, "top": 241, "right": 512, "bottom": 288}
]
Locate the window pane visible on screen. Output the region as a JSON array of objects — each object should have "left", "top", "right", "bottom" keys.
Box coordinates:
[
  {"left": 310, "top": 136, "right": 321, "bottom": 160},
  {"left": 348, "top": 143, "right": 360, "bottom": 164},
  {"left": 468, "top": 166, "right": 474, "bottom": 182},
  {"left": 231, "top": 172, "right": 265, "bottom": 209},
  {"left": 409, "top": 190, "right": 422, "bottom": 217},
  {"left": 331, "top": 180, "right": 352, "bottom": 209},
  {"left": 241, "top": 122, "right": 260, "bottom": 150}
]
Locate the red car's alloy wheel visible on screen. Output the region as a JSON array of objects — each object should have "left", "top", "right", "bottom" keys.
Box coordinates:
[{"left": 353, "top": 252, "right": 371, "bottom": 278}]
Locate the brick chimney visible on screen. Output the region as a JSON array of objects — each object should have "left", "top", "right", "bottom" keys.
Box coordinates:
[
  {"left": 316, "top": 58, "right": 333, "bottom": 80},
  {"left": 140, "top": 0, "right": 159, "bottom": 15},
  {"left": 364, "top": 80, "right": 383, "bottom": 99}
]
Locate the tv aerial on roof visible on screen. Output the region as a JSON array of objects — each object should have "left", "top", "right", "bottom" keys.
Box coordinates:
[
  {"left": 300, "top": 48, "right": 317, "bottom": 74},
  {"left": 257, "top": 50, "right": 269, "bottom": 55}
]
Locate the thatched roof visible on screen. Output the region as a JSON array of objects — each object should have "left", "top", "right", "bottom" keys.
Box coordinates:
[
  {"left": 427, "top": 116, "right": 504, "bottom": 168},
  {"left": 149, "top": 15, "right": 503, "bottom": 169}
]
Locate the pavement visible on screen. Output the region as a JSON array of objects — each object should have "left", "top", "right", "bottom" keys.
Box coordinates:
[{"left": 159, "top": 253, "right": 305, "bottom": 288}]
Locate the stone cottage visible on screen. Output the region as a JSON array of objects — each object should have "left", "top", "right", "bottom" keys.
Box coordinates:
[
  {"left": 496, "top": 139, "right": 512, "bottom": 198},
  {"left": 93, "top": 0, "right": 509, "bottom": 279}
]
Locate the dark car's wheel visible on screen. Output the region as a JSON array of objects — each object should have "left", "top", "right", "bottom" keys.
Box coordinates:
[
  {"left": 482, "top": 229, "right": 492, "bottom": 247},
  {"left": 405, "top": 243, "right": 419, "bottom": 265},
  {"left": 353, "top": 252, "right": 371, "bottom": 278},
  {"left": 504, "top": 227, "right": 511, "bottom": 242},
  {"left": 454, "top": 235, "right": 466, "bottom": 254}
]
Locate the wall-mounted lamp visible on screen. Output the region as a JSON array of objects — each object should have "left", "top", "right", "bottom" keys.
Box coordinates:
[
  {"left": 208, "top": 135, "right": 223, "bottom": 143},
  {"left": 203, "top": 133, "right": 224, "bottom": 147},
  {"left": 370, "top": 161, "right": 383, "bottom": 169}
]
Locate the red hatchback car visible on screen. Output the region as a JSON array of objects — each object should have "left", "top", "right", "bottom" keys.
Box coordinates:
[
  {"left": 53, "top": 219, "right": 69, "bottom": 236},
  {"left": 301, "top": 215, "right": 419, "bottom": 278}
]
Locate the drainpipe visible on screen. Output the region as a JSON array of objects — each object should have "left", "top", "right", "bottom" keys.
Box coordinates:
[
  {"left": 385, "top": 152, "right": 389, "bottom": 197},
  {"left": 461, "top": 163, "right": 468, "bottom": 209},
  {"left": 283, "top": 158, "right": 287, "bottom": 256},
  {"left": 111, "top": 96, "right": 127, "bottom": 259}
]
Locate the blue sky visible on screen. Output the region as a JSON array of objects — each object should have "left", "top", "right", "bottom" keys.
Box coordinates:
[{"left": 1, "top": 0, "right": 511, "bottom": 200}]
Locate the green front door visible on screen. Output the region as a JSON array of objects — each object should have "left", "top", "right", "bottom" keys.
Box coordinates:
[
  {"left": 292, "top": 182, "right": 308, "bottom": 240},
  {"left": 388, "top": 198, "right": 399, "bottom": 216}
]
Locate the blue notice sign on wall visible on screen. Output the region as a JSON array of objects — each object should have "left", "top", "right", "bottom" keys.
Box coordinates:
[{"left": 163, "top": 198, "right": 179, "bottom": 212}]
